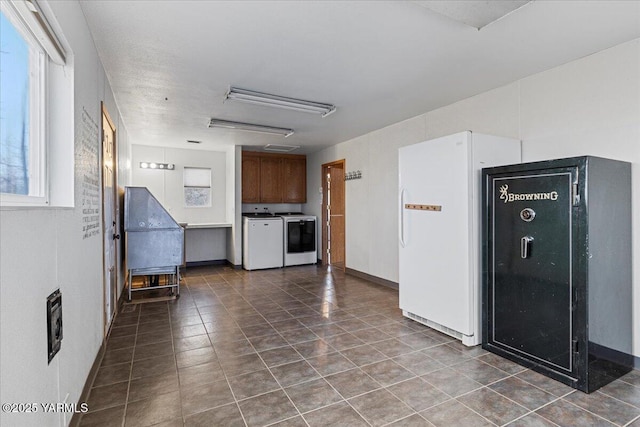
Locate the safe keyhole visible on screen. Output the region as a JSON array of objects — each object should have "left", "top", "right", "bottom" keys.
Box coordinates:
[{"left": 520, "top": 208, "right": 536, "bottom": 222}]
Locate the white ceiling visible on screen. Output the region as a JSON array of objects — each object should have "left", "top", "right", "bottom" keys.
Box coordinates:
[{"left": 79, "top": 0, "right": 640, "bottom": 154}]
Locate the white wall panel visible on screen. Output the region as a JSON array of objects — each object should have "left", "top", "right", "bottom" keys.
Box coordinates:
[
  {"left": 0, "top": 2, "right": 132, "bottom": 425},
  {"left": 367, "top": 116, "right": 426, "bottom": 281},
  {"left": 131, "top": 145, "right": 227, "bottom": 225},
  {"left": 423, "top": 83, "right": 521, "bottom": 141},
  {"left": 0, "top": 211, "right": 61, "bottom": 426},
  {"left": 131, "top": 145, "right": 165, "bottom": 200},
  {"left": 520, "top": 39, "right": 639, "bottom": 141}
]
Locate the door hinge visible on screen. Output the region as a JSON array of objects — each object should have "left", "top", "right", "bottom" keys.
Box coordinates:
[
  {"left": 572, "top": 338, "right": 579, "bottom": 354},
  {"left": 572, "top": 179, "right": 580, "bottom": 206}
]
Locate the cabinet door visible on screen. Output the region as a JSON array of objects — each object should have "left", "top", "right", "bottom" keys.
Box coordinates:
[
  {"left": 260, "top": 157, "right": 283, "bottom": 203},
  {"left": 282, "top": 157, "right": 306, "bottom": 203},
  {"left": 242, "top": 156, "right": 261, "bottom": 203}
]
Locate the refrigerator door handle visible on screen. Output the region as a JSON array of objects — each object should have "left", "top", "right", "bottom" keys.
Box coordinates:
[{"left": 399, "top": 188, "right": 406, "bottom": 248}]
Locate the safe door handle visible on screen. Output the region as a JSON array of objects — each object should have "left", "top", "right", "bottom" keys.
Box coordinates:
[{"left": 521, "top": 236, "right": 534, "bottom": 259}]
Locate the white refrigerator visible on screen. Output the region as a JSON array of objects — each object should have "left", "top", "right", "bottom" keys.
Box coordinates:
[{"left": 398, "top": 131, "right": 521, "bottom": 346}]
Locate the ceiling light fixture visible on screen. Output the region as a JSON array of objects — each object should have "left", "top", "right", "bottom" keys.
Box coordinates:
[
  {"left": 208, "top": 119, "right": 294, "bottom": 138},
  {"left": 140, "top": 162, "right": 174, "bottom": 170},
  {"left": 225, "top": 87, "right": 336, "bottom": 117}
]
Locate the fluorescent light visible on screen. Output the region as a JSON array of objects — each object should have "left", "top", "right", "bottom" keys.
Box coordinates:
[
  {"left": 225, "top": 87, "right": 336, "bottom": 117},
  {"left": 208, "top": 119, "right": 294, "bottom": 137},
  {"left": 264, "top": 144, "right": 300, "bottom": 153}
]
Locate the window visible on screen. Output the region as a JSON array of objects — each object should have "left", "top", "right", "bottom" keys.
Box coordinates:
[
  {"left": 183, "top": 167, "right": 211, "bottom": 207},
  {"left": 0, "top": 0, "right": 66, "bottom": 206}
]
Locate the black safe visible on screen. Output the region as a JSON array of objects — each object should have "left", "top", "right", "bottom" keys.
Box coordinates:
[{"left": 482, "top": 156, "right": 632, "bottom": 393}]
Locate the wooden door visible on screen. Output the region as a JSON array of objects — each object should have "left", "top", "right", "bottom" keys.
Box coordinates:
[
  {"left": 260, "top": 157, "right": 283, "bottom": 203},
  {"left": 282, "top": 157, "right": 306, "bottom": 203},
  {"left": 101, "top": 102, "right": 118, "bottom": 336},
  {"left": 242, "top": 155, "right": 261, "bottom": 203},
  {"left": 322, "top": 160, "right": 345, "bottom": 270}
]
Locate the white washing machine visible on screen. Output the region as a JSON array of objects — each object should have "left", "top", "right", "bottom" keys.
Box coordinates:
[
  {"left": 277, "top": 213, "right": 317, "bottom": 266},
  {"left": 242, "top": 215, "right": 283, "bottom": 270}
]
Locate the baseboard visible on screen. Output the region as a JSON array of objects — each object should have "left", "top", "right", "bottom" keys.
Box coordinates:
[
  {"left": 185, "top": 259, "right": 229, "bottom": 267},
  {"left": 345, "top": 267, "right": 398, "bottom": 290},
  {"left": 68, "top": 328, "right": 112, "bottom": 426},
  {"left": 70, "top": 290, "right": 134, "bottom": 426},
  {"left": 635, "top": 355, "right": 640, "bottom": 369}
]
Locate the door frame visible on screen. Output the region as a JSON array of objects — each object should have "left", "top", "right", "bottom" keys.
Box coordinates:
[
  {"left": 101, "top": 101, "right": 119, "bottom": 337},
  {"left": 321, "top": 159, "right": 346, "bottom": 269}
]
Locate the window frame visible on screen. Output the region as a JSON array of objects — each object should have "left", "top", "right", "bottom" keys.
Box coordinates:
[
  {"left": 0, "top": 1, "right": 49, "bottom": 206},
  {"left": 183, "top": 166, "right": 212, "bottom": 208}
]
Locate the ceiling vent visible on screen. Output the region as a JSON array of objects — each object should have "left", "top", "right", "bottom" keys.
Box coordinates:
[
  {"left": 186, "top": 140, "right": 201, "bottom": 144},
  {"left": 264, "top": 144, "right": 300, "bottom": 153}
]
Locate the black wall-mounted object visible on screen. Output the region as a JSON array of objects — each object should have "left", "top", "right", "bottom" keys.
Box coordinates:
[
  {"left": 482, "top": 156, "right": 633, "bottom": 393},
  {"left": 47, "top": 289, "right": 63, "bottom": 363}
]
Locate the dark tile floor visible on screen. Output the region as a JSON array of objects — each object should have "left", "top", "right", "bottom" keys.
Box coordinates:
[{"left": 79, "top": 265, "right": 640, "bottom": 427}]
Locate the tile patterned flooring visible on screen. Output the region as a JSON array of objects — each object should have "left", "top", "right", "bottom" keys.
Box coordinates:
[{"left": 79, "top": 265, "right": 640, "bottom": 427}]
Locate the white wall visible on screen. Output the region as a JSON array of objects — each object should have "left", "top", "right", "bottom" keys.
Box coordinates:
[
  {"left": 305, "top": 39, "right": 640, "bottom": 356},
  {"left": 130, "top": 144, "right": 236, "bottom": 263},
  {"left": 130, "top": 145, "right": 228, "bottom": 225},
  {"left": 227, "top": 146, "right": 243, "bottom": 266},
  {"left": 0, "top": 1, "right": 130, "bottom": 426}
]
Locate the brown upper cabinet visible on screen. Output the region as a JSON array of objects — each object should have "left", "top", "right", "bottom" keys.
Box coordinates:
[
  {"left": 242, "top": 151, "right": 306, "bottom": 203},
  {"left": 241, "top": 155, "right": 261, "bottom": 203}
]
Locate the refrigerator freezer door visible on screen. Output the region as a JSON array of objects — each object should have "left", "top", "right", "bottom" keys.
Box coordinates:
[
  {"left": 399, "top": 131, "right": 521, "bottom": 346},
  {"left": 399, "top": 133, "right": 473, "bottom": 336}
]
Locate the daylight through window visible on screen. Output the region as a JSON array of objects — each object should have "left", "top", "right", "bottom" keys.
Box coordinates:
[
  {"left": 1, "top": 0, "right": 67, "bottom": 206},
  {"left": 184, "top": 167, "right": 212, "bottom": 207},
  {"left": 0, "top": 9, "right": 44, "bottom": 198}
]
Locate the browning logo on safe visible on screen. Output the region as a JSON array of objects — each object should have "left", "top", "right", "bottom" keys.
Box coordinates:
[{"left": 499, "top": 184, "right": 559, "bottom": 204}]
